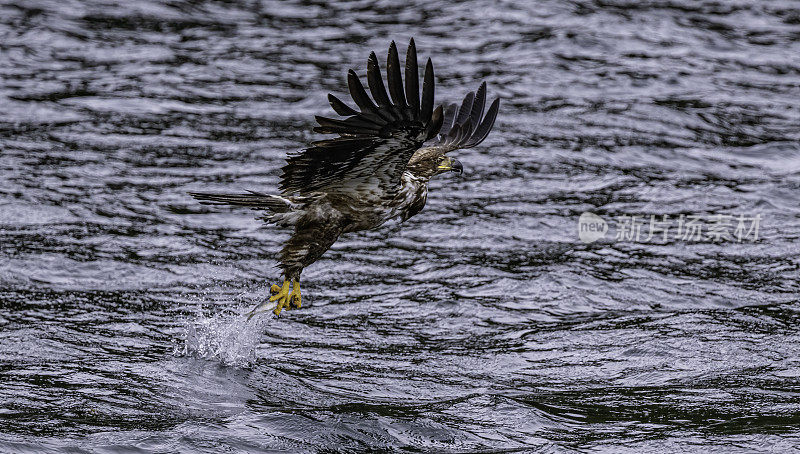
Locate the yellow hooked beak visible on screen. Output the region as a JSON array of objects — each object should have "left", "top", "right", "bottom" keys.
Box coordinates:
[{"left": 437, "top": 156, "right": 464, "bottom": 175}]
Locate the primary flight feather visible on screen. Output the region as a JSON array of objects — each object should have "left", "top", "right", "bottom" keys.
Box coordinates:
[{"left": 190, "top": 39, "right": 500, "bottom": 318}]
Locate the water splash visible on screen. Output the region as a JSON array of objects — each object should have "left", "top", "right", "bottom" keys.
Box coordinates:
[{"left": 174, "top": 305, "right": 270, "bottom": 367}]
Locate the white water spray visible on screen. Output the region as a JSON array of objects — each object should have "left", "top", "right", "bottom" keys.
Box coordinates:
[{"left": 174, "top": 304, "right": 270, "bottom": 367}]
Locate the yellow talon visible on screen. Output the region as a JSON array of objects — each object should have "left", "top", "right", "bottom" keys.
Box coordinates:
[
  {"left": 289, "top": 280, "right": 301, "bottom": 309},
  {"left": 270, "top": 280, "right": 292, "bottom": 316}
]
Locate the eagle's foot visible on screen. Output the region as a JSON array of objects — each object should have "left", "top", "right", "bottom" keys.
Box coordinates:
[
  {"left": 244, "top": 280, "right": 301, "bottom": 320},
  {"left": 270, "top": 280, "right": 301, "bottom": 316},
  {"left": 269, "top": 280, "right": 291, "bottom": 316}
]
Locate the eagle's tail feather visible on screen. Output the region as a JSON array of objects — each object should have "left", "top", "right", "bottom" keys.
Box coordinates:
[{"left": 189, "top": 191, "right": 293, "bottom": 212}]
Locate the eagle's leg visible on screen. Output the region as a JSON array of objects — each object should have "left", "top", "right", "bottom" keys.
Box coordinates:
[{"left": 248, "top": 215, "right": 341, "bottom": 319}]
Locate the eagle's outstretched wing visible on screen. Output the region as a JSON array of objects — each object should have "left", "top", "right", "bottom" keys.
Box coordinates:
[
  {"left": 432, "top": 81, "right": 500, "bottom": 154},
  {"left": 280, "top": 39, "right": 443, "bottom": 198}
]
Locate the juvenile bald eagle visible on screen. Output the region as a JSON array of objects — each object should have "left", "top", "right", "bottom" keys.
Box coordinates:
[{"left": 191, "top": 39, "right": 499, "bottom": 318}]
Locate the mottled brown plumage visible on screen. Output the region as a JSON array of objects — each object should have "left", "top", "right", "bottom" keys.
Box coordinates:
[{"left": 190, "top": 39, "right": 499, "bottom": 316}]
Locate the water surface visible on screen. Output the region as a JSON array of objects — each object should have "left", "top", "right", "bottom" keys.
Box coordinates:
[{"left": 2, "top": 0, "right": 800, "bottom": 452}]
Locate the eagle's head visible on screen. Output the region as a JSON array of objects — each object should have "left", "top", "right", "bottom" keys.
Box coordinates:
[{"left": 406, "top": 149, "right": 463, "bottom": 180}]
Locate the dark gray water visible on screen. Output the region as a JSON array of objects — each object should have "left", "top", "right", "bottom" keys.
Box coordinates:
[{"left": 2, "top": 0, "right": 800, "bottom": 452}]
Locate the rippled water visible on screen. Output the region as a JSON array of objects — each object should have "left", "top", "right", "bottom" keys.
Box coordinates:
[{"left": 2, "top": 0, "right": 800, "bottom": 452}]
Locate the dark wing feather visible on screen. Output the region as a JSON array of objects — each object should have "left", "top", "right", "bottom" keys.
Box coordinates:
[
  {"left": 420, "top": 58, "right": 435, "bottom": 125},
  {"left": 465, "top": 97, "right": 499, "bottom": 147},
  {"left": 431, "top": 81, "right": 500, "bottom": 152},
  {"left": 424, "top": 105, "right": 444, "bottom": 141},
  {"left": 455, "top": 91, "right": 475, "bottom": 127},
  {"left": 405, "top": 38, "right": 420, "bottom": 117},
  {"left": 468, "top": 82, "right": 486, "bottom": 132},
  {"left": 328, "top": 93, "right": 359, "bottom": 117},
  {"left": 347, "top": 69, "right": 391, "bottom": 122},
  {"left": 439, "top": 103, "right": 458, "bottom": 137},
  {"left": 367, "top": 52, "right": 392, "bottom": 110},
  {"left": 281, "top": 39, "right": 443, "bottom": 197},
  {"left": 386, "top": 41, "right": 407, "bottom": 115},
  {"left": 313, "top": 115, "right": 382, "bottom": 136}
]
